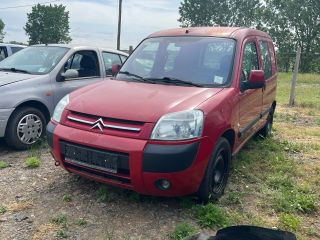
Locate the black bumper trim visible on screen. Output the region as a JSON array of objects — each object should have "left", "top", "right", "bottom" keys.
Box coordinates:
[
  {"left": 46, "top": 121, "right": 56, "bottom": 148},
  {"left": 142, "top": 142, "right": 199, "bottom": 173}
]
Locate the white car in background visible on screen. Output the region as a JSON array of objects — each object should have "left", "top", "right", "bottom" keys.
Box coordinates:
[{"left": 0, "top": 43, "right": 26, "bottom": 61}]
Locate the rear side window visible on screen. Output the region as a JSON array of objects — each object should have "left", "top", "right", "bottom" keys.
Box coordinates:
[
  {"left": 11, "top": 47, "right": 24, "bottom": 54},
  {"left": 241, "top": 42, "right": 259, "bottom": 83},
  {"left": 102, "top": 52, "right": 122, "bottom": 76},
  {"left": 0, "top": 47, "right": 8, "bottom": 61},
  {"left": 259, "top": 41, "right": 272, "bottom": 79}
]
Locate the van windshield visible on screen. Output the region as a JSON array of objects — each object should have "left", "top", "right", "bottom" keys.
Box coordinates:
[
  {"left": 0, "top": 46, "right": 69, "bottom": 75},
  {"left": 116, "top": 36, "right": 236, "bottom": 87}
]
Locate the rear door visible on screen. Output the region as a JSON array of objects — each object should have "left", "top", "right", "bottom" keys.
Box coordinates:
[
  {"left": 53, "top": 50, "right": 103, "bottom": 105},
  {"left": 238, "top": 38, "right": 263, "bottom": 139},
  {"left": 258, "top": 39, "right": 277, "bottom": 116}
]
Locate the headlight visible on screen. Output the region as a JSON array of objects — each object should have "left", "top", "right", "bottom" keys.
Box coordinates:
[
  {"left": 52, "top": 94, "right": 69, "bottom": 123},
  {"left": 151, "top": 110, "right": 204, "bottom": 140}
]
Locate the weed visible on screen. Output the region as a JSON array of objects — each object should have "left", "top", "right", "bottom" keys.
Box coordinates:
[
  {"left": 223, "top": 191, "right": 242, "bottom": 205},
  {"left": 169, "top": 222, "right": 197, "bottom": 240},
  {"left": 75, "top": 218, "right": 87, "bottom": 226},
  {"left": 55, "top": 229, "right": 68, "bottom": 238},
  {"left": 97, "top": 186, "right": 110, "bottom": 202},
  {"left": 191, "top": 203, "right": 229, "bottom": 229},
  {"left": 25, "top": 156, "right": 40, "bottom": 168},
  {"left": 316, "top": 118, "right": 320, "bottom": 126},
  {"left": 0, "top": 161, "right": 9, "bottom": 169},
  {"left": 0, "top": 205, "right": 7, "bottom": 214},
  {"left": 51, "top": 213, "right": 67, "bottom": 225},
  {"left": 127, "top": 192, "right": 140, "bottom": 202},
  {"left": 63, "top": 194, "right": 72, "bottom": 202},
  {"left": 278, "top": 213, "right": 300, "bottom": 232}
]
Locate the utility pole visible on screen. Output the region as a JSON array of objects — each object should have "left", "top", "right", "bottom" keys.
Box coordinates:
[
  {"left": 117, "top": 0, "right": 122, "bottom": 50},
  {"left": 289, "top": 47, "right": 301, "bottom": 106}
]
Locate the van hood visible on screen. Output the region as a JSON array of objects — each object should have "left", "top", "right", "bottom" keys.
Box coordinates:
[
  {"left": 68, "top": 80, "right": 223, "bottom": 123},
  {"left": 0, "top": 71, "right": 37, "bottom": 87}
]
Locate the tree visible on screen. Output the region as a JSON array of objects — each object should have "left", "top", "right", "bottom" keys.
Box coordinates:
[
  {"left": 178, "top": 0, "right": 320, "bottom": 73},
  {"left": 179, "top": 0, "right": 262, "bottom": 28},
  {"left": 24, "top": 4, "right": 71, "bottom": 45},
  {"left": 0, "top": 19, "right": 5, "bottom": 43}
]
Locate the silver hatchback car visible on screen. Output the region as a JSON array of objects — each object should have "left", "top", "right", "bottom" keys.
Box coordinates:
[{"left": 0, "top": 44, "right": 128, "bottom": 149}]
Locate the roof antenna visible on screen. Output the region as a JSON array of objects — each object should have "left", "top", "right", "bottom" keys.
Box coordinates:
[{"left": 185, "top": 29, "right": 189, "bottom": 34}]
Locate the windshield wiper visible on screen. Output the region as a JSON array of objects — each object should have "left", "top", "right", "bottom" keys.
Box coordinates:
[
  {"left": 0, "top": 68, "right": 31, "bottom": 74},
  {"left": 118, "top": 71, "right": 155, "bottom": 84},
  {"left": 144, "top": 77, "right": 203, "bottom": 87}
]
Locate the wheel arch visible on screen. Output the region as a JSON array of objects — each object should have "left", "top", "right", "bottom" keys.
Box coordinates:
[
  {"left": 13, "top": 100, "right": 51, "bottom": 123},
  {"left": 220, "top": 128, "right": 236, "bottom": 152}
]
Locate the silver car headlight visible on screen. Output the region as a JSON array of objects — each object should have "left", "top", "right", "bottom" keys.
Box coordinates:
[
  {"left": 151, "top": 110, "right": 204, "bottom": 140},
  {"left": 52, "top": 94, "right": 69, "bottom": 123}
]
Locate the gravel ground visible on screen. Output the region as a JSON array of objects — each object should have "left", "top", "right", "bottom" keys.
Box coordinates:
[{"left": 0, "top": 139, "right": 194, "bottom": 240}]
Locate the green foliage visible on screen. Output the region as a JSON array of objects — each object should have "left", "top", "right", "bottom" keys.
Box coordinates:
[
  {"left": 0, "top": 205, "right": 7, "bottom": 214},
  {"left": 97, "top": 186, "right": 110, "bottom": 202},
  {"left": 179, "top": 0, "right": 261, "bottom": 28},
  {"left": 170, "top": 222, "right": 197, "bottom": 240},
  {"left": 55, "top": 229, "right": 68, "bottom": 238},
  {"left": 278, "top": 213, "right": 300, "bottom": 232},
  {"left": 75, "top": 218, "right": 87, "bottom": 226},
  {"left": 191, "top": 203, "right": 229, "bottom": 229},
  {"left": 24, "top": 4, "right": 71, "bottom": 45},
  {"left": 0, "top": 161, "right": 9, "bottom": 169},
  {"left": 63, "top": 194, "right": 72, "bottom": 202},
  {"left": 51, "top": 213, "right": 68, "bottom": 225},
  {"left": 179, "top": 0, "right": 320, "bottom": 73},
  {"left": 0, "top": 19, "right": 5, "bottom": 42},
  {"left": 25, "top": 157, "right": 41, "bottom": 168}
]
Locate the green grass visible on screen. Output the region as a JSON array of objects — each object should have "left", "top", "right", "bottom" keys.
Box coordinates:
[
  {"left": 75, "top": 218, "right": 87, "bottom": 226},
  {"left": 278, "top": 213, "right": 300, "bottom": 232},
  {"left": 63, "top": 194, "right": 72, "bottom": 202},
  {"left": 25, "top": 156, "right": 41, "bottom": 168},
  {"left": 51, "top": 213, "right": 68, "bottom": 225},
  {"left": 55, "top": 229, "right": 68, "bottom": 239},
  {"left": 97, "top": 186, "right": 110, "bottom": 202},
  {"left": 191, "top": 203, "right": 229, "bottom": 229},
  {"left": 0, "top": 205, "right": 7, "bottom": 214},
  {"left": 169, "top": 222, "right": 197, "bottom": 240},
  {"left": 277, "top": 72, "right": 320, "bottom": 108},
  {"left": 0, "top": 161, "right": 9, "bottom": 169}
]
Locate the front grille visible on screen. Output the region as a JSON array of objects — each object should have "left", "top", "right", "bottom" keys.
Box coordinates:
[
  {"left": 64, "top": 162, "right": 131, "bottom": 184},
  {"left": 66, "top": 111, "right": 143, "bottom": 133},
  {"left": 60, "top": 141, "right": 130, "bottom": 175}
]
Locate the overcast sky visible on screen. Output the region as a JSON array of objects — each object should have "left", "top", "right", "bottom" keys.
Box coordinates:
[{"left": 0, "top": 0, "right": 181, "bottom": 49}]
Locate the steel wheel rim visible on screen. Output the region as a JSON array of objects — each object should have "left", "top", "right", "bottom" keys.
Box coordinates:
[
  {"left": 17, "top": 114, "right": 43, "bottom": 144},
  {"left": 211, "top": 149, "right": 227, "bottom": 193}
]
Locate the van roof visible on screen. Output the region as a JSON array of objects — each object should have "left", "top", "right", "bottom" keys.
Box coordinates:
[{"left": 148, "top": 27, "right": 272, "bottom": 40}]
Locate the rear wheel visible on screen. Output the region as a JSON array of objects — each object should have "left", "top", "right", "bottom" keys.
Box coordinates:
[
  {"left": 5, "top": 107, "right": 46, "bottom": 150},
  {"left": 197, "top": 137, "right": 231, "bottom": 203},
  {"left": 259, "top": 107, "right": 275, "bottom": 138}
]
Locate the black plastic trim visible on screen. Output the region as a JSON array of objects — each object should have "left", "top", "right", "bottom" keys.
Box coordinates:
[
  {"left": 143, "top": 142, "right": 199, "bottom": 173},
  {"left": 46, "top": 121, "right": 56, "bottom": 148}
]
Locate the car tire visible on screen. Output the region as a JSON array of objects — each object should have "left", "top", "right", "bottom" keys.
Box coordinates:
[
  {"left": 259, "top": 107, "right": 274, "bottom": 138},
  {"left": 5, "top": 107, "right": 46, "bottom": 150},
  {"left": 197, "top": 137, "right": 231, "bottom": 203}
]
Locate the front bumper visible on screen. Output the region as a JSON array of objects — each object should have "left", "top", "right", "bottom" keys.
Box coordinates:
[
  {"left": 0, "top": 108, "right": 15, "bottom": 138},
  {"left": 47, "top": 121, "right": 213, "bottom": 197}
]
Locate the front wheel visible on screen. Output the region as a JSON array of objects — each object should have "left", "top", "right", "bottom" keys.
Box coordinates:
[
  {"left": 197, "top": 137, "right": 231, "bottom": 203},
  {"left": 5, "top": 107, "right": 46, "bottom": 150}
]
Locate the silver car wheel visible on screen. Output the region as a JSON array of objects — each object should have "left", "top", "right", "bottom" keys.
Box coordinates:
[{"left": 17, "top": 114, "right": 43, "bottom": 144}]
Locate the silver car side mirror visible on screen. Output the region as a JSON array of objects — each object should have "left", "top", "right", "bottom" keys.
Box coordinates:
[{"left": 61, "top": 69, "right": 79, "bottom": 80}]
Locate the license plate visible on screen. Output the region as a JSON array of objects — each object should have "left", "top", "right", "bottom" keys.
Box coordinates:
[{"left": 62, "top": 143, "right": 118, "bottom": 173}]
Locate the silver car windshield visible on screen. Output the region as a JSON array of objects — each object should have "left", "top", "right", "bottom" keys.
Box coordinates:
[
  {"left": 0, "top": 46, "right": 69, "bottom": 75},
  {"left": 117, "top": 36, "right": 236, "bottom": 87}
]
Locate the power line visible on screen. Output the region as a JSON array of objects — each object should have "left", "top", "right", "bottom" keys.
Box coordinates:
[{"left": 0, "top": 0, "right": 61, "bottom": 10}]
